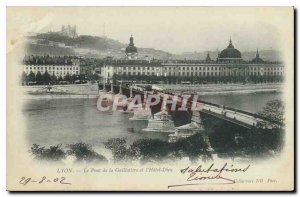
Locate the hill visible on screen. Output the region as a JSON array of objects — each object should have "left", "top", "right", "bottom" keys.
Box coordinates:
[
  {"left": 25, "top": 32, "right": 282, "bottom": 62},
  {"left": 25, "top": 32, "right": 171, "bottom": 59}
]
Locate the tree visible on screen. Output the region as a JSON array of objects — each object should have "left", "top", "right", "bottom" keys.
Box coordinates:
[
  {"left": 112, "top": 73, "right": 118, "bottom": 84},
  {"left": 71, "top": 74, "right": 77, "bottom": 83},
  {"left": 27, "top": 71, "right": 36, "bottom": 82},
  {"left": 92, "top": 73, "right": 100, "bottom": 81},
  {"left": 103, "top": 138, "right": 128, "bottom": 162},
  {"left": 78, "top": 74, "right": 86, "bottom": 81},
  {"left": 57, "top": 75, "right": 63, "bottom": 81},
  {"left": 30, "top": 144, "right": 66, "bottom": 162},
  {"left": 104, "top": 135, "right": 212, "bottom": 164},
  {"left": 42, "top": 71, "right": 51, "bottom": 85},
  {"left": 50, "top": 74, "right": 58, "bottom": 85},
  {"left": 64, "top": 73, "right": 72, "bottom": 83},
  {"left": 66, "top": 143, "right": 107, "bottom": 163},
  {"left": 257, "top": 99, "right": 284, "bottom": 124},
  {"left": 35, "top": 71, "right": 43, "bottom": 85},
  {"left": 236, "top": 99, "right": 286, "bottom": 157},
  {"left": 127, "top": 138, "right": 174, "bottom": 163},
  {"left": 174, "top": 133, "right": 212, "bottom": 163},
  {"left": 21, "top": 71, "right": 28, "bottom": 85},
  {"left": 121, "top": 73, "right": 127, "bottom": 81}
]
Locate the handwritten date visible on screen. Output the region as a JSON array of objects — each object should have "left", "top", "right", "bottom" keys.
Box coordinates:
[{"left": 19, "top": 176, "right": 71, "bottom": 186}]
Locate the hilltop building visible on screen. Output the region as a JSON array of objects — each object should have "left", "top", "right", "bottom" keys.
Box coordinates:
[{"left": 60, "top": 25, "right": 78, "bottom": 38}]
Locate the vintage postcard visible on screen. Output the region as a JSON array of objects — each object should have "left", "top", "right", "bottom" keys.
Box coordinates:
[{"left": 6, "top": 7, "right": 294, "bottom": 191}]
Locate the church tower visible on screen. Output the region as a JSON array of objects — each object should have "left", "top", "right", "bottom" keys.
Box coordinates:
[
  {"left": 125, "top": 35, "right": 138, "bottom": 60},
  {"left": 251, "top": 48, "right": 264, "bottom": 63},
  {"left": 205, "top": 52, "right": 211, "bottom": 63}
]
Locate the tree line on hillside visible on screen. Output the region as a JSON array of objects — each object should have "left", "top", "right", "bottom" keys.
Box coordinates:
[{"left": 31, "top": 32, "right": 126, "bottom": 51}]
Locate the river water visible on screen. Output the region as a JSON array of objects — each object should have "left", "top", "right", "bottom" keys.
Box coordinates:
[{"left": 23, "top": 92, "right": 282, "bottom": 149}]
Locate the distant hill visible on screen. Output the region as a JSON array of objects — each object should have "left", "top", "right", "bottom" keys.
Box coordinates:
[
  {"left": 29, "top": 32, "right": 126, "bottom": 50},
  {"left": 26, "top": 43, "right": 76, "bottom": 56},
  {"left": 25, "top": 32, "right": 282, "bottom": 62},
  {"left": 25, "top": 32, "right": 171, "bottom": 59}
]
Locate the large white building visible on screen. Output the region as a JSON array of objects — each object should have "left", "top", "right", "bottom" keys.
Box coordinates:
[
  {"left": 23, "top": 55, "right": 80, "bottom": 78},
  {"left": 101, "top": 38, "right": 284, "bottom": 83},
  {"left": 102, "top": 61, "right": 284, "bottom": 80}
]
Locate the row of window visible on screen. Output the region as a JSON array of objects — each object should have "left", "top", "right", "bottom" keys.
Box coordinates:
[
  {"left": 249, "top": 67, "right": 283, "bottom": 71},
  {"left": 117, "top": 71, "right": 284, "bottom": 77},
  {"left": 117, "top": 67, "right": 156, "bottom": 71},
  {"left": 117, "top": 72, "right": 229, "bottom": 77},
  {"left": 25, "top": 64, "right": 75, "bottom": 67},
  {"left": 115, "top": 66, "right": 284, "bottom": 72},
  {"left": 250, "top": 72, "right": 283, "bottom": 76},
  {"left": 25, "top": 70, "right": 79, "bottom": 75},
  {"left": 117, "top": 66, "right": 222, "bottom": 71},
  {"left": 117, "top": 70, "right": 284, "bottom": 75},
  {"left": 26, "top": 67, "right": 79, "bottom": 70}
]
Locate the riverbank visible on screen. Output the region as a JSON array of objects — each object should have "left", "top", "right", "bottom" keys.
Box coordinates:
[
  {"left": 160, "top": 83, "right": 283, "bottom": 95},
  {"left": 21, "top": 82, "right": 283, "bottom": 98},
  {"left": 21, "top": 83, "right": 99, "bottom": 95}
]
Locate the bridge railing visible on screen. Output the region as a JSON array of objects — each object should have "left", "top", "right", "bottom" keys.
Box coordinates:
[
  {"left": 199, "top": 103, "right": 257, "bottom": 125},
  {"left": 196, "top": 99, "right": 281, "bottom": 125},
  {"left": 167, "top": 90, "right": 281, "bottom": 126}
]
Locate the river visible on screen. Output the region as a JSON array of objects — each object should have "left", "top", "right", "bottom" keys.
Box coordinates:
[{"left": 23, "top": 91, "right": 282, "bottom": 150}]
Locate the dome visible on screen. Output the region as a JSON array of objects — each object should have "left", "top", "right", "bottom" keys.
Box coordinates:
[
  {"left": 219, "top": 39, "right": 242, "bottom": 59},
  {"left": 125, "top": 45, "right": 137, "bottom": 53},
  {"left": 125, "top": 35, "right": 137, "bottom": 54}
]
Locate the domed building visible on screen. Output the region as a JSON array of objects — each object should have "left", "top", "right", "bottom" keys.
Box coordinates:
[
  {"left": 125, "top": 35, "right": 138, "bottom": 60},
  {"left": 99, "top": 37, "right": 284, "bottom": 85},
  {"left": 217, "top": 38, "right": 243, "bottom": 64}
]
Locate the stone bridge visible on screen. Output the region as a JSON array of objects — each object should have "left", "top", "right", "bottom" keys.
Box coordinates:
[{"left": 100, "top": 83, "right": 281, "bottom": 130}]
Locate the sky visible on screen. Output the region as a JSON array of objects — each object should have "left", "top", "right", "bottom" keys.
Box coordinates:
[{"left": 8, "top": 7, "right": 293, "bottom": 54}]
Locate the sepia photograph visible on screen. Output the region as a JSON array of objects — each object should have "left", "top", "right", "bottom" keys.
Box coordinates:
[{"left": 6, "top": 6, "right": 294, "bottom": 191}]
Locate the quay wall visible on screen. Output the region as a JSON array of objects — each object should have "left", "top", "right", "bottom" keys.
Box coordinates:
[{"left": 22, "top": 83, "right": 99, "bottom": 95}]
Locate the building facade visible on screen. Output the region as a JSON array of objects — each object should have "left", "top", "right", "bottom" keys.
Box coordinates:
[
  {"left": 101, "top": 38, "right": 284, "bottom": 83},
  {"left": 23, "top": 55, "right": 80, "bottom": 78}
]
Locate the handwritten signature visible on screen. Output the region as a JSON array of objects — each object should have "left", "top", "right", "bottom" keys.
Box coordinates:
[
  {"left": 19, "top": 176, "right": 71, "bottom": 186},
  {"left": 168, "top": 163, "right": 250, "bottom": 188}
]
